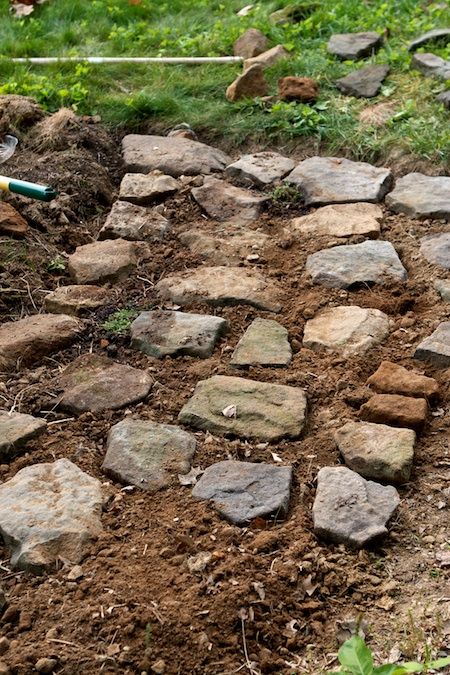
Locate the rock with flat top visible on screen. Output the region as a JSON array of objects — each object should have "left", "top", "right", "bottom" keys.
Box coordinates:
[
  {"left": 68, "top": 239, "right": 145, "bottom": 284},
  {"left": 415, "top": 322, "right": 450, "bottom": 367},
  {"left": 420, "top": 233, "right": 450, "bottom": 268},
  {"left": 230, "top": 318, "right": 292, "bottom": 367},
  {"left": 226, "top": 65, "right": 268, "bottom": 101},
  {"left": 336, "top": 64, "right": 389, "bottom": 98},
  {"left": 179, "top": 225, "right": 269, "bottom": 264},
  {"left": 119, "top": 172, "right": 179, "bottom": 205},
  {"left": 0, "top": 412, "right": 46, "bottom": 460},
  {"left": 226, "top": 152, "right": 295, "bottom": 188},
  {"left": 411, "top": 53, "right": 450, "bottom": 79},
  {"left": 367, "top": 361, "right": 439, "bottom": 400},
  {"left": 291, "top": 202, "right": 382, "bottom": 238},
  {"left": 244, "top": 44, "right": 289, "bottom": 70},
  {"left": 327, "top": 32, "right": 382, "bottom": 60},
  {"left": 386, "top": 173, "right": 450, "bottom": 221},
  {"left": 0, "top": 202, "right": 28, "bottom": 237},
  {"left": 233, "top": 28, "right": 269, "bottom": 59},
  {"left": 192, "top": 176, "right": 267, "bottom": 224},
  {"left": 408, "top": 28, "right": 450, "bottom": 51},
  {"left": 44, "top": 285, "right": 110, "bottom": 316},
  {"left": 359, "top": 394, "right": 428, "bottom": 431},
  {"left": 98, "top": 200, "right": 170, "bottom": 242}
]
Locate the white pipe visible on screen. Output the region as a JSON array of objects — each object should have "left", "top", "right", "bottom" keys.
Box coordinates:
[{"left": 9, "top": 56, "right": 243, "bottom": 65}]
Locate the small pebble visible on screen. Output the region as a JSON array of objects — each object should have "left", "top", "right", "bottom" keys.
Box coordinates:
[{"left": 35, "top": 658, "right": 58, "bottom": 674}]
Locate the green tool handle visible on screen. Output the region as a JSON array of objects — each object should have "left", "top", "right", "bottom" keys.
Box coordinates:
[{"left": 0, "top": 175, "right": 57, "bottom": 202}]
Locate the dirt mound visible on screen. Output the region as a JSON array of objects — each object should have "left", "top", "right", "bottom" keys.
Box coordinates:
[{"left": 0, "top": 95, "right": 44, "bottom": 135}]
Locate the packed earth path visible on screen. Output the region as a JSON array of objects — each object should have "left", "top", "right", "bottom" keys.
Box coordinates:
[{"left": 0, "top": 98, "right": 449, "bottom": 675}]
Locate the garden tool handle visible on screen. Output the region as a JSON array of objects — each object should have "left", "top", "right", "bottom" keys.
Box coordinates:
[{"left": 0, "top": 175, "right": 57, "bottom": 201}]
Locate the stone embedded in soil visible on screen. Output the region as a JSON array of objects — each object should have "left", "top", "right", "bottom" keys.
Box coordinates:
[
  {"left": 415, "top": 322, "right": 450, "bottom": 368},
  {"left": 226, "top": 64, "right": 268, "bottom": 102},
  {"left": 335, "top": 421, "right": 416, "bottom": 484},
  {"left": 312, "top": 466, "right": 400, "bottom": 548},
  {"left": 367, "top": 361, "right": 439, "bottom": 400},
  {"left": 336, "top": 64, "right": 389, "bottom": 98},
  {"left": 118, "top": 172, "right": 180, "bottom": 206},
  {"left": 178, "top": 375, "right": 307, "bottom": 441},
  {"left": 233, "top": 28, "right": 269, "bottom": 59},
  {"left": 305, "top": 240, "right": 407, "bottom": 288},
  {"left": 192, "top": 460, "right": 292, "bottom": 525},
  {"left": 192, "top": 176, "right": 267, "bottom": 224},
  {"left": 420, "top": 233, "right": 450, "bottom": 268},
  {"left": 386, "top": 173, "right": 450, "bottom": 221},
  {"left": 278, "top": 76, "right": 318, "bottom": 102},
  {"left": 359, "top": 393, "right": 428, "bottom": 431},
  {"left": 0, "top": 313, "right": 82, "bottom": 372},
  {"left": 156, "top": 266, "right": 282, "bottom": 312},
  {"left": 303, "top": 305, "right": 390, "bottom": 357},
  {"left": 244, "top": 44, "right": 289, "bottom": 70},
  {"left": 102, "top": 419, "right": 196, "bottom": 492},
  {"left": 291, "top": 202, "right": 382, "bottom": 238},
  {"left": 411, "top": 53, "right": 450, "bottom": 79},
  {"left": 122, "top": 134, "right": 231, "bottom": 177},
  {"left": 434, "top": 279, "right": 450, "bottom": 301},
  {"left": 0, "top": 458, "right": 102, "bottom": 572},
  {"left": 225, "top": 152, "right": 295, "bottom": 188},
  {"left": 178, "top": 225, "right": 269, "bottom": 265},
  {"left": 285, "top": 156, "right": 393, "bottom": 206},
  {"left": 230, "top": 318, "right": 292, "bottom": 367},
  {"left": 130, "top": 310, "right": 229, "bottom": 359},
  {"left": 98, "top": 200, "right": 170, "bottom": 242},
  {"left": 0, "top": 412, "right": 46, "bottom": 460},
  {"left": 68, "top": 238, "right": 145, "bottom": 285},
  {"left": 57, "top": 353, "right": 152, "bottom": 414},
  {"left": 327, "top": 32, "right": 382, "bottom": 60},
  {"left": 0, "top": 202, "right": 28, "bottom": 237},
  {"left": 44, "top": 285, "right": 110, "bottom": 316},
  {"left": 437, "top": 90, "right": 450, "bottom": 109},
  {"left": 408, "top": 28, "right": 450, "bottom": 51}
]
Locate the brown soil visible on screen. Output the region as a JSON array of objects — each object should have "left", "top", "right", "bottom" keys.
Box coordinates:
[{"left": 0, "top": 103, "right": 449, "bottom": 675}]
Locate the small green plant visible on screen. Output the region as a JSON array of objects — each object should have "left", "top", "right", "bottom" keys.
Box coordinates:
[
  {"left": 47, "top": 256, "right": 66, "bottom": 273},
  {"left": 327, "top": 636, "right": 450, "bottom": 675},
  {"left": 102, "top": 308, "right": 138, "bottom": 335},
  {"left": 269, "top": 184, "right": 303, "bottom": 204}
]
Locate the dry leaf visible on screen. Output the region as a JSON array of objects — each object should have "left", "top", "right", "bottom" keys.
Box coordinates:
[
  {"left": 187, "top": 551, "right": 212, "bottom": 574},
  {"left": 302, "top": 574, "right": 318, "bottom": 597},
  {"left": 270, "top": 451, "right": 283, "bottom": 463},
  {"left": 222, "top": 404, "right": 237, "bottom": 418},
  {"left": 178, "top": 466, "right": 204, "bottom": 486},
  {"left": 237, "top": 4, "right": 254, "bottom": 15},
  {"left": 252, "top": 581, "right": 266, "bottom": 601}
]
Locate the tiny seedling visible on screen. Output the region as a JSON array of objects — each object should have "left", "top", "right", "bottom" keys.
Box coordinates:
[
  {"left": 47, "top": 255, "right": 66, "bottom": 272},
  {"left": 102, "top": 308, "right": 138, "bottom": 336}
]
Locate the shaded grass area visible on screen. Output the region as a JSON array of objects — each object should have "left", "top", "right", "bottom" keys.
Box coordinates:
[{"left": 0, "top": 0, "right": 448, "bottom": 163}]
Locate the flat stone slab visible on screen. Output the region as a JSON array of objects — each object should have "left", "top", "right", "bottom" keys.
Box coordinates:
[
  {"left": 57, "top": 353, "right": 152, "bottom": 413},
  {"left": 98, "top": 200, "right": 170, "bottom": 242},
  {"left": 156, "top": 266, "right": 282, "bottom": 312},
  {"left": 226, "top": 64, "right": 269, "bottom": 102},
  {"left": 225, "top": 152, "right": 295, "bottom": 188},
  {"left": 131, "top": 310, "right": 229, "bottom": 358},
  {"left": 420, "top": 233, "right": 450, "bottom": 268},
  {"left": 312, "top": 466, "right": 400, "bottom": 548},
  {"left": 367, "top": 361, "right": 439, "bottom": 400},
  {"left": 336, "top": 64, "right": 389, "bottom": 98},
  {"left": 386, "top": 173, "right": 450, "bottom": 220},
  {"left": 0, "top": 202, "right": 28, "bottom": 237},
  {"left": 285, "top": 157, "right": 393, "bottom": 206},
  {"left": 327, "top": 32, "right": 382, "bottom": 60},
  {"left": 119, "top": 171, "right": 180, "bottom": 205},
  {"left": 68, "top": 239, "right": 145, "bottom": 284},
  {"left": 411, "top": 53, "right": 450, "bottom": 79},
  {"left": 103, "top": 419, "right": 196, "bottom": 492},
  {"left": 434, "top": 279, "right": 450, "bottom": 301},
  {"left": 305, "top": 240, "right": 407, "bottom": 288},
  {"left": 179, "top": 225, "right": 269, "bottom": 265},
  {"left": 192, "top": 177, "right": 268, "bottom": 224},
  {"left": 178, "top": 375, "right": 307, "bottom": 441},
  {"left": 336, "top": 421, "right": 415, "bottom": 484},
  {"left": 291, "top": 202, "right": 382, "bottom": 238},
  {"left": 44, "top": 285, "right": 110, "bottom": 316},
  {"left": 408, "top": 28, "right": 450, "bottom": 51},
  {"left": 122, "top": 134, "right": 231, "bottom": 176},
  {"left": 0, "top": 314, "right": 82, "bottom": 372},
  {"left": 244, "top": 44, "right": 289, "bottom": 70},
  {"left": 0, "top": 412, "right": 46, "bottom": 460},
  {"left": 0, "top": 458, "right": 102, "bottom": 572},
  {"left": 192, "top": 460, "right": 292, "bottom": 525},
  {"left": 360, "top": 393, "right": 428, "bottom": 431},
  {"left": 415, "top": 322, "right": 450, "bottom": 368},
  {"left": 230, "top": 318, "right": 292, "bottom": 367},
  {"left": 303, "top": 305, "right": 390, "bottom": 356}
]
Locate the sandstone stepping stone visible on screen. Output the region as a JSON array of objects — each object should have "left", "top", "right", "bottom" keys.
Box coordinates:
[
  {"left": 119, "top": 171, "right": 179, "bottom": 205},
  {"left": 226, "top": 64, "right": 268, "bottom": 102},
  {"left": 411, "top": 53, "right": 450, "bottom": 79},
  {"left": 306, "top": 240, "right": 407, "bottom": 288},
  {"left": 0, "top": 412, "right": 46, "bottom": 460},
  {"left": 57, "top": 353, "right": 152, "bottom": 414},
  {"left": 233, "top": 28, "right": 268, "bottom": 59},
  {"left": 122, "top": 134, "right": 231, "bottom": 176},
  {"left": 386, "top": 173, "right": 450, "bottom": 221},
  {"left": 335, "top": 421, "right": 415, "bottom": 484},
  {"left": 303, "top": 305, "right": 390, "bottom": 356},
  {"left": 44, "top": 285, "right": 110, "bottom": 316},
  {"left": 291, "top": 202, "right": 382, "bottom": 238},
  {"left": 156, "top": 266, "right": 282, "bottom": 312},
  {"left": 0, "top": 314, "right": 82, "bottom": 372},
  {"left": 98, "top": 201, "right": 170, "bottom": 242},
  {"left": 408, "top": 28, "right": 450, "bottom": 51},
  {"left": 225, "top": 152, "right": 295, "bottom": 188},
  {"left": 68, "top": 239, "right": 145, "bottom": 285},
  {"left": 178, "top": 225, "right": 269, "bottom": 265},
  {"left": 192, "top": 176, "right": 267, "bottom": 224},
  {"left": 437, "top": 91, "right": 450, "bottom": 109},
  {"left": 230, "top": 318, "right": 292, "bottom": 367},
  {"left": 278, "top": 76, "right": 318, "bottom": 102},
  {"left": 102, "top": 419, "right": 196, "bottom": 492},
  {"left": 244, "top": 45, "right": 289, "bottom": 70},
  {"left": 312, "top": 466, "right": 400, "bottom": 547},
  {"left": 178, "top": 375, "right": 307, "bottom": 441},
  {"left": 285, "top": 157, "right": 392, "bottom": 206},
  {"left": 360, "top": 393, "right": 428, "bottom": 431},
  {"left": 192, "top": 460, "right": 292, "bottom": 525},
  {"left": 131, "top": 310, "right": 228, "bottom": 358},
  {"left": 0, "top": 458, "right": 102, "bottom": 572},
  {"left": 0, "top": 202, "right": 28, "bottom": 237},
  {"left": 367, "top": 361, "right": 439, "bottom": 400},
  {"left": 420, "top": 233, "right": 450, "bottom": 268},
  {"left": 434, "top": 279, "right": 450, "bottom": 301},
  {"left": 336, "top": 64, "right": 389, "bottom": 98},
  {"left": 327, "top": 32, "right": 382, "bottom": 60},
  {"left": 415, "top": 322, "right": 450, "bottom": 367}
]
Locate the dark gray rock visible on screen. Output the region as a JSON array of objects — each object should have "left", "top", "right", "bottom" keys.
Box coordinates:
[
  {"left": 131, "top": 310, "right": 229, "bottom": 358},
  {"left": 386, "top": 173, "right": 450, "bottom": 221},
  {"left": 420, "top": 233, "right": 450, "bottom": 268},
  {"left": 312, "top": 466, "right": 400, "bottom": 548},
  {"left": 0, "top": 412, "right": 46, "bottom": 460},
  {"left": 103, "top": 419, "right": 196, "bottom": 491},
  {"left": 336, "top": 64, "right": 389, "bottom": 98},
  {"left": 230, "top": 318, "right": 292, "bottom": 367},
  {"left": 411, "top": 53, "right": 450, "bottom": 79},
  {"left": 305, "top": 240, "right": 407, "bottom": 288},
  {"left": 327, "top": 32, "right": 382, "bottom": 60},
  {"left": 225, "top": 152, "right": 295, "bottom": 188},
  {"left": 414, "top": 322, "right": 450, "bottom": 367},
  {"left": 437, "top": 90, "right": 450, "bottom": 109},
  {"left": 408, "top": 28, "right": 450, "bottom": 51},
  {"left": 192, "top": 460, "right": 292, "bottom": 525},
  {"left": 192, "top": 176, "right": 268, "bottom": 224},
  {"left": 98, "top": 201, "right": 170, "bottom": 242}
]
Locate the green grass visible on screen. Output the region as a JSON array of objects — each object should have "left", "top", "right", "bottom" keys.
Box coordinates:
[
  {"left": 102, "top": 308, "right": 138, "bottom": 336},
  {"left": 0, "top": 0, "right": 449, "bottom": 163}
]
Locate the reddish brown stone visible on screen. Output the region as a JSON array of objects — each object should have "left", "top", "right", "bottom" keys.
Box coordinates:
[
  {"left": 233, "top": 29, "right": 269, "bottom": 60},
  {"left": 0, "top": 202, "right": 28, "bottom": 237},
  {"left": 278, "top": 76, "right": 319, "bottom": 102},
  {"left": 359, "top": 394, "right": 428, "bottom": 431},
  {"left": 226, "top": 65, "right": 268, "bottom": 102},
  {"left": 367, "top": 361, "right": 439, "bottom": 401}
]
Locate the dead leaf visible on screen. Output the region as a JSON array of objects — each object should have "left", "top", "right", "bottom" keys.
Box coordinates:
[
  {"left": 222, "top": 404, "right": 237, "bottom": 418},
  {"left": 270, "top": 451, "right": 283, "bottom": 463},
  {"left": 252, "top": 581, "right": 266, "bottom": 601},
  {"left": 187, "top": 551, "right": 212, "bottom": 574},
  {"left": 237, "top": 4, "right": 254, "bottom": 15},
  {"left": 106, "top": 643, "right": 120, "bottom": 657},
  {"left": 302, "top": 574, "right": 318, "bottom": 597},
  {"left": 436, "top": 550, "right": 450, "bottom": 567},
  {"left": 178, "top": 466, "right": 204, "bottom": 486},
  {"left": 282, "top": 619, "right": 299, "bottom": 638},
  {"left": 375, "top": 596, "right": 395, "bottom": 611}
]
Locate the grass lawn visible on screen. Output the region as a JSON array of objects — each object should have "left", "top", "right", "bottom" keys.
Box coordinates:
[{"left": 0, "top": 0, "right": 449, "bottom": 163}]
